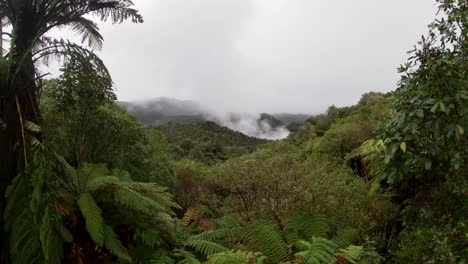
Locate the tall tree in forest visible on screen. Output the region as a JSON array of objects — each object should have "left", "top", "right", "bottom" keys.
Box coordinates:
[{"left": 0, "top": 1, "right": 142, "bottom": 261}]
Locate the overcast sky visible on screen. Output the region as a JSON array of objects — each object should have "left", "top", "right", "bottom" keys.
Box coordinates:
[{"left": 79, "top": 0, "right": 436, "bottom": 114}]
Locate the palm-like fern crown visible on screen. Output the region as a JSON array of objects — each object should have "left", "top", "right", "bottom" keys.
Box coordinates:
[
  {"left": 5, "top": 148, "right": 179, "bottom": 263},
  {"left": 0, "top": 0, "right": 142, "bottom": 75}
]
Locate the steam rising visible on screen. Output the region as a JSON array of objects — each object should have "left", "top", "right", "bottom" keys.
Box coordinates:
[
  {"left": 120, "top": 98, "right": 291, "bottom": 140},
  {"left": 204, "top": 112, "right": 290, "bottom": 140}
]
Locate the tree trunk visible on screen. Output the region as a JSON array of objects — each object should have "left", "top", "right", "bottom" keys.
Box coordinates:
[
  {"left": 0, "top": 62, "right": 41, "bottom": 264},
  {"left": 0, "top": 11, "right": 42, "bottom": 260}
]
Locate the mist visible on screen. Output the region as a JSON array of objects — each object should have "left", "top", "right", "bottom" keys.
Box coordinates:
[
  {"left": 121, "top": 98, "right": 292, "bottom": 140},
  {"left": 204, "top": 112, "right": 290, "bottom": 140}
]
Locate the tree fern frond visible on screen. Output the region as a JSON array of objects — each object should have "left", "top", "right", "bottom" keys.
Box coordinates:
[
  {"left": 285, "top": 212, "right": 330, "bottom": 244},
  {"left": 185, "top": 239, "right": 229, "bottom": 257},
  {"left": 89, "top": 1, "right": 144, "bottom": 23},
  {"left": 148, "top": 250, "right": 175, "bottom": 264},
  {"left": 332, "top": 228, "right": 358, "bottom": 249},
  {"left": 39, "top": 209, "right": 64, "bottom": 264},
  {"left": 113, "top": 187, "right": 167, "bottom": 214},
  {"left": 212, "top": 214, "right": 240, "bottom": 229},
  {"left": 206, "top": 250, "right": 266, "bottom": 264},
  {"left": 103, "top": 225, "right": 132, "bottom": 262},
  {"left": 67, "top": 16, "right": 103, "bottom": 49},
  {"left": 294, "top": 237, "right": 339, "bottom": 264},
  {"left": 136, "top": 229, "right": 162, "bottom": 248},
  {"left": 336, "top": 245, "right": 363, "bottom": 264},
  {"left": 190, "top": 228, "right": 238, "bottom": 242},
  {"left": 173, "top": 249, "right": 202, "bottom": 264},
  {"left": 240, "top": 220, "right": 289, "bottom": 263},
  {"left": 77, "top": 192, "right": 105, "bottom": 245}
]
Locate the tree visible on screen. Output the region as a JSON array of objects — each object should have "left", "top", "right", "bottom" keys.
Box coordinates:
[
  {"left": 377, "top": 0, "right": 467, "bottom": 261},
  {"left": 0, "top": 0, "right": 142, "bottom": 261}
]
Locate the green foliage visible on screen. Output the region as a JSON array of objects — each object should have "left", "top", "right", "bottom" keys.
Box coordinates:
[
  {"left": 156, "top": 121, "right": 268, "bottom": 164},
  {"left": 379, "top": 0, "right": 467, "bottom": 192},
  {"left": 185, "top": 239, "right": 229, "bottom": 258},
  {"left": 42, "top": 75, "right": 177, "bottom": 189},
  {"left": 311, "top": 97, "right": 390, "bottom": 160},
  {"left": 77, "top": 192, "right": 105, "bottom": 245},
  {"left": 294, "top": 238, "right": 340, "bottom": 263},
  {"left": 214, "top": 143, "right": 307, "bottom": 223},
  {"left": 206, "top": 250, "right": 266, "bottom": 264},
  {"left": 5, "top": 144, "right": 178, "bottom": 263},
  {"left": 374, "top": 1, "right": 468, "bottom": 262}
]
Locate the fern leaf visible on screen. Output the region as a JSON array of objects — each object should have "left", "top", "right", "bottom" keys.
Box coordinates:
[
  {"left": 285, "top": 212, "right": 329, "bottom": 244},
  {"left": 241, "top": 220, "right": 289, "bottom": 263},
  {"left": 190, "top": 228, "right": 238, "bottom": 242},
  {"left": 295, "top": 237, "right": 339, "bottom": 264},
  {"left": 336, "top": 245, "right": 363, "bottom": 264},
  {"left": 173, "top": 249, "right": 202, "bottom": 264},
  {"left": 103, "top": 225, "right": 132, "bottom": 262},
  {"left": 181, "top": 207, "right": 203, "bottom": 226},
  {"left": 136, "top": 229, "right": 162, "bottom": 248},
  {"left": 185, "top": 239, "right": 229, "bottom": 257},
  {"left": 332, "top": 228, "right": 358, "bottom": 249},
  {"left": 77, "top": 192, "right": 105, "bottom": 245},
  {"left": 206, "top": 250, "right": 266, "bottom": 264}
]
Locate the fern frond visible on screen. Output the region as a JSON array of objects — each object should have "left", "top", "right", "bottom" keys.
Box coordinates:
[
  {"left": 182, "top": 207, "right": 203, "bottom": 226},
  {"left": 103, "top": 225, "right": 132, "bottom": 262},
  {"left": 173, "top": 249, "right": 202, "bottom": 264},
  {"left": 68, "top": 16, "right": 103, "bottom": 50},
  {"left": 136, "top": 229, "right": 162, "bottom": 248},
  {"left": 285, "top": 212, "right": 329, "bottom": 244},
  {"left": 185, "top": 239, "right": 229, "bottom": 257},
  {"left": 113, "top": 187, "right": 167, "bottom": 214},
  {"left": 240, "top": 220, "right": 289, "bottom": 263},
  {"left": 39, "top": 209, "right": 64, "bottom": 264},
  {"left": 148, "top": 250, "right": 175, "bottom": 264},
  {"left": 206, "top": 250, "right": 266, "bottom": 264},
  {"left": 332, "top": 228, "right": 358, "bottom": 249},
  {"left": 190, "top": 228, "right": 238, "bottom": 242},
  {"left": 336, "top": 245, "right": 363, "bottom": 264},
  {"left": 294, "top": 237, "right": 339, "bottom": 264},
  {"left": 77, "top": 192, "right": 105, "bottom": 245}
]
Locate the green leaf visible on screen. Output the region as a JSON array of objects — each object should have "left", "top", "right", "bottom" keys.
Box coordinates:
[
  {"left": 77, "top": 193, "right": 105, "bottom": 245},
  {"left": 400, "top": 142, "right": 407, "bottom": 153},
  {"left": 431, "top": 103, "right": 439, "bottom": 113},
  {"left": 455, "top": 124, "right": 464, "bottom": 135},
  {"left": 103, "top": 225, "right": 131, "bottom": 262},
  {"left": 24, "top": 121, "right": 41, "bottom": 132}
]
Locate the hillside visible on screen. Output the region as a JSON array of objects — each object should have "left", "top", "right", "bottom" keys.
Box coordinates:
[
  {"left": 120, "top": 98, "right": 310, "bottom": 140},
  {"left": 153, "top": 121, "right": 269, "bottom": 164}
]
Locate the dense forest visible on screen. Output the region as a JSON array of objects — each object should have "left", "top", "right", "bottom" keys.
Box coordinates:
[{"left": 0, "top": 0, "right": 466, "bottom": 263}]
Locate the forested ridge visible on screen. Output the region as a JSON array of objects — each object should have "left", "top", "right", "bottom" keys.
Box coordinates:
[{"left": 0, "top": 0, "right": 466, "bottom": 263}]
